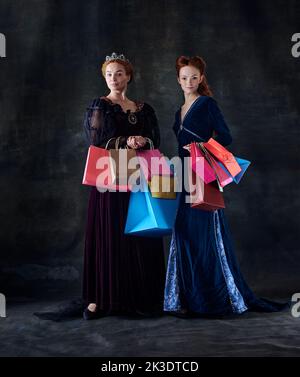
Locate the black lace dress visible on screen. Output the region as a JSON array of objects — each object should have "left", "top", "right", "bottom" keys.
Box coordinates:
[{"left": 82, "top": 97, "right": 165, "bottom": 315}]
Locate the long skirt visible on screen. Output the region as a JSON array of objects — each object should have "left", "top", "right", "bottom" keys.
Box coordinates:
[
  {"left": 164, "top": 193, "right": 288, "bottom": 315},
  {"left": 83, "top": 187, "right": 165, "bottom": 315}
]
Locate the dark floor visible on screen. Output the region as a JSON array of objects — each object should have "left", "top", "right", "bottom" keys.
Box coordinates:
[{"left": 0, "top": 297, "right": 299, "bottom": 357}]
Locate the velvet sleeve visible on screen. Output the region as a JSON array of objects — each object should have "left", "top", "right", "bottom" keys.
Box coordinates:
[{"left": 207, "top": 97, "right": 233, "bottom": 146}]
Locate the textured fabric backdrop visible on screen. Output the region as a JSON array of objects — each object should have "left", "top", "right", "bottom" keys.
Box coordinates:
[{"left": 0, "top": 0, "right": 299, "bottom": 298}]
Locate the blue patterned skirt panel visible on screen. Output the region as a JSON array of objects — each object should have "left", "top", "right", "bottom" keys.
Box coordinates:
[{"left": 164, "top": 198, "right": 287, "bottom": 314}]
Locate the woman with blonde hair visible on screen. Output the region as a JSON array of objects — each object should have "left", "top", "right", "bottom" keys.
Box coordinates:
[{"left": 82, "top": 53, "right": 165, "bottom": 319}]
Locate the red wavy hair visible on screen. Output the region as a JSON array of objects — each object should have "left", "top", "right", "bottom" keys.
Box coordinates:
[{"left": 176, "top": 56, "right": 213, "bottom": 96}]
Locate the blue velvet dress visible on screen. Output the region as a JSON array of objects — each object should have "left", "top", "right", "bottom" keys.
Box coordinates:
[{"left": 164, "top": 95, "right": 287, "bottom": 315}]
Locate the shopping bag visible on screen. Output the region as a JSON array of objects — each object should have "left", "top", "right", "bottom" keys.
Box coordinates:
[
  {"left": 82, "top": 145, "right": 111, "bottom": 187},
  {"left": 136, "top": 149, "right": 173, "bottom": 180},
  {"left": 109, "top": 148, "right": 139, "bottom": 186},
  {"left": 191, "top": 142, "right": 233, "bottom": 187},
  {"left": 218, "top": 157, "right": 251, "bottom": 184},
  {"left": 148, "top": 175, "right": 177, "bottom": 199},
  {"left": 201, "top": 146, "right": 233, "bottom": 188},
  {"left": 189, "top": 168, "right": 225, "bottom": 211},
  {"left": 124, "top": 174, "right": 180, "bottom": 237},
  {"left": 190, "top": 142, "right": 216, "bottom": 184},
  {"left": 203, "top": 138, "right": 241, "bottom": 177},
  {"left": 136, "top": 147, "right": 175, "bottom": 199},
  {"left": 82, "top": 145, "right": 134, "bottom": 192}
]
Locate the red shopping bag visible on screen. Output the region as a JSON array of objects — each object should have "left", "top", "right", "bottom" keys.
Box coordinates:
[
  {"left": 190, "top": 142, "right": 216, "bottom": 184},
  {"left": 207, "top": 155, "right": 233, "bottom": 188},
  {"left": 191, "top": 143, "right": 233, "bottom": 188},
  {"left": 189, "top": 167, "right": 225, "bottom": 211},
  {"left": 198, "top": 143, "right": 233, "bottom": 188},
  {"left": 82, "top": 145, "right": 110, "bottom": 186},
  {"left": 82, "top": 145, "right": 132, "bottom": 191},
  {"left": 203, "top": 138, "right": 241, "bottom": 177}
]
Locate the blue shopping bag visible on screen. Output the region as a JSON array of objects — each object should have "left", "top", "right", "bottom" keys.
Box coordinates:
[
  {"left": 218, "top": 157, "right": 251, "bottom": 184},
  {"left": 124, "top": 175, "right": 180, "bottom": 237}
]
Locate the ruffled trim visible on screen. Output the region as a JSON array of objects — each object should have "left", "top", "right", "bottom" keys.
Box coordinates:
[
  {"left": 100, "top": 96, "right": 145, "bottom": 114},
  {"left": 86, "top": 97, "right": 106, "bottom": 111}
]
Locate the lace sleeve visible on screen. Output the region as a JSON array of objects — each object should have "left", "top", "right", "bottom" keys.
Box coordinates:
[
  {"left": 83, "top": 98, "right": 119, "bottom": 148},
  {"left": 83, "top": 98, "right": 104, "bottom": 147}
]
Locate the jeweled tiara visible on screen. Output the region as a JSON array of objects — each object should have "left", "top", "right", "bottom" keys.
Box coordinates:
[{"left": 105, "top": 52, "right": 129, "bottom": 62}]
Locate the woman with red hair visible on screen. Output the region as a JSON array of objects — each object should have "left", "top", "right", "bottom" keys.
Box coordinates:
[{"left": 163, "top": 55, "right": 287, "bottom": 317}]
